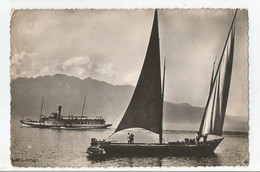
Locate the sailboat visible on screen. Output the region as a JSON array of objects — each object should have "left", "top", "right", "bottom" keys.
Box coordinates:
[{"left": 87, "top": 9, "right": 237, "bottom": 157}]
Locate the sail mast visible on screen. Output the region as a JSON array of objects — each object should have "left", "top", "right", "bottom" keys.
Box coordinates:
[
  {"left": 160, "top": 58, "right": 166, "bottom": 144},
  {"left": 40, "top": 97, "right": 44, "bottom": 117},
  {"left": 199, "top": 9, "right": 238, "bottom": 136},
  {"left": 81, "top": 96, "right": 86, "bottom": 118},
  {"left": 209, "top": 58, "right": 216, "bottom": 95}
]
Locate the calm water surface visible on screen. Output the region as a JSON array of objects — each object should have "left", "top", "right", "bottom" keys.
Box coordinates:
[{"left": 11, "top": 119, "right": 248, "bottom": 167}]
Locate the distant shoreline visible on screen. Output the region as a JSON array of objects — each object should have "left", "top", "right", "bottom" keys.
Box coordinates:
[
  {"left": 12, "top": 118, "right": 248, "bottom": 136},
  {"left": 163, "top": 129, "right": 248, "bottom": 135},
  {"left": 106, "top": 127, "right": 248, "bottom": 135}
]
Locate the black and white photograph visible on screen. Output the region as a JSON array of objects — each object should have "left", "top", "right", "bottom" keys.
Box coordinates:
[{"left": 10, "top": 9, "right": 249, "bottom": 168}]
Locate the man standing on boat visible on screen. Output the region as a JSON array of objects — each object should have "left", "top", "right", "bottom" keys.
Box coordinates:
[
  {"left": 203, "top": 134, "right": 208, "bottom": 143},
  {"left": 130, "top": 133, "right": 134, "bottom": 144},
  {"left": 127, "top": 133, "right": 131, "bottom": 144},
  {"left": 195, "top": 132, "right": 200, "bottom": 144},
  {"left": 127, "top": 133, "right": 134, "bottom": 144},
  {"left": 195, "top": 132, "right": 208, "bottom": 144}
]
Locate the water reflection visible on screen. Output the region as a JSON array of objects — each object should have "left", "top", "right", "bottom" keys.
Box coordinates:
[
  {"left": 12, "top": 119, "right": 249, "bottom": 167},
  {"left": 193, "top": 153, "right": 221, "bottom": 166},
  {"left": 86, "top": 154, "right": 222, "bottom": 167}
]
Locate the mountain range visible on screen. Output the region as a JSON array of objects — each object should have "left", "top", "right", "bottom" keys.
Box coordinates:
[{"left": 11, "top": 74, "right": 248, "bottom": 132}]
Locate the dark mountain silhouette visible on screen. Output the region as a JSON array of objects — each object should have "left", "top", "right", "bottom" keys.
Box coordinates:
[{"left": 11, "top": 74, "right": 248, "bottom": 132}]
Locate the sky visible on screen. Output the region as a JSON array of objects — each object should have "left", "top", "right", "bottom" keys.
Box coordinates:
[{"left": 10, "top": 9, "right": 248, "bottom": 116}]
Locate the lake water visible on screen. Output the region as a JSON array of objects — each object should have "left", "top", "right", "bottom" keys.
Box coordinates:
[{"left": 11, "top": 119, "right": 248, "bottom": 167}]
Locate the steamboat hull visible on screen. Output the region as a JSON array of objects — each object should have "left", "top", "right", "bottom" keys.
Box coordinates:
[
  {"left": 55, "top": 124, "right": 112, "bottom": 130},
  {"left": 20, "top": 120, "right": 112, "bottom": 129},
  {"left": 87, "top": 138, "right": 223, "bottom": 157},
  {"left": 20, "top": 120, "right": 50, "bottom": 128}
]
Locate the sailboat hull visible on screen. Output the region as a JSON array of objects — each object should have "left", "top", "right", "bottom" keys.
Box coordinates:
[{"left": 87, "top": 138, "right": 223, "bottom": 158}]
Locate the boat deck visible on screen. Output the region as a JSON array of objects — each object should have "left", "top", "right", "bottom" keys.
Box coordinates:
[{"left": 87, "top": 138, "right": 223, "bottom": 157}]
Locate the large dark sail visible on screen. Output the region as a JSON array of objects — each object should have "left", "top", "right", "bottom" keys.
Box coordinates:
[
  {"left": 199, "top": 11, "right": 236, "bottom": 136},
  {"left": 115, "top": 10, "right": 162, "bottom": 134}
]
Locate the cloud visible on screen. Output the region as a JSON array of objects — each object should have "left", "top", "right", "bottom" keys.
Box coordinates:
[
  {"left": 37, "top": 62, "right": 58, "bottom": 77},
  {"left": 10, "top": 53, "right": 119, "bottom": 82},
  {"left": 58, "top": 56, "right": 118, "bottom": 79},
  {"left": 34, "top": 56, "right": 93, "bottom": 79},
  {"left": 94, "top": 63, "right": 117, "bottom": 78},
  {"left": 59, "top": 56, "right": 93, "bottom": 78},
  {"left": 10, "top": 51, "right": 38, "bottom": 78},
  {"left": 11, "top": 53, "right": 93, "bottom": 79},
  {"left": 62, "top": 56, "right": 91, "bottom": 70},
  {"left": 123, "top": 70, "right": 139, "bottom": 85}
]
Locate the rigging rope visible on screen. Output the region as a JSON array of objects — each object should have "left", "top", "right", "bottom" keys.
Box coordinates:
[
  {"left": 105, "top": 113, "right": 121, "bottom": 140},
  {"left": 106, "top": 132, "right": 115, "bottom": 140},
  {"left": 111, "top": 113, "right": 119, "bottom": 124}
]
